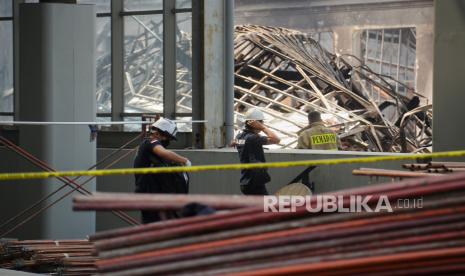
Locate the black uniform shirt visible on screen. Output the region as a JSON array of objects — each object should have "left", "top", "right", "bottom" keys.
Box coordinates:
[
  {"left": 235, "top": 130, "right": 270, "bottom": 185},
  {"left": 133, "top": 138, "right": 188, "bottom": 194},
  {"left": 133, "top": 139, "right": 162, "bottom": 192},
  {"left": 134, "top": 139, "right": 162, "bottom": 169}
]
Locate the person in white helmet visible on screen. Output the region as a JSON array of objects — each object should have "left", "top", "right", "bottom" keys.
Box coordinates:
[
  {"left": 133, "top": 118, "right": 191, "bottom": 223},
  {"left": 234, "top": 108, "right": 280, "bottom": 195}
]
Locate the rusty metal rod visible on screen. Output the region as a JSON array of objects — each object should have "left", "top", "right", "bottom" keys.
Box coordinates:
[
  {"left": 93, "top": 176, "right": 465, "bottom": 252},
  {"left": 187, "top": 239, "right": 465, "bottom": 276},
  {"left": 0, "top": 149, "right": 140, "bottom": 238},
  {"left": 103, "top": 211, "right": 464, "bottom": 269},
  {"left": 98, "top": 240, "right": 465, "bottom": 275},
  {"left": 428, "top": 161, "right": 465, "bottom": 168},
  {"left": 96, "top": 209, "right": 465, "bottom": 272},
  {"left": 275, "top": 257, "right": 465, "bottom": 276},
  {"left": 98, "top": 195, "right": 465, "bottom": 259},
  {"left": 0, "top": 239, "right": 96, "bottom": 275},
  {"left": 353, "top": 168, "right": 441, "bottom": 178},
  {"left": 402, "top": 163, "right": 430, "bottom": 170},
  {"left": 353, "top": 264, "right": 465, "bottom": 276},
  {"left": 83, "top": 175, "right": 465, "bottom": 275},
  {"left": 99, "top": 224, "right": 465, "bottom": 272},
  {"left": 90, "top": 207, "right": 260, "bottom": 241},
  {"left": 188, "top": 240, "right": 465, "bottom": 276},
  {"left": 73, "top": 192, "right": 265, "bottom": 211},
  {"left": 87, "top": 173, "right": 465, "bottom": 274},
  {"left": 196, "top": 242, "right": 465, "bottom": 276},
  {"left": 0, "top": 136, "right": 139, "bottom": 232},
  {"left": 2, "top": 147, "right": 139, "bottom": 236},
  {"left": 223, "top": 246, "right": 465, "bottom": 276}
]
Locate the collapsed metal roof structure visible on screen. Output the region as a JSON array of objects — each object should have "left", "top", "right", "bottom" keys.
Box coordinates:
[
  {"left": 95, "top": 21, "right": 432, "bottom": 152},
  {"left": 95, "top": 15, "right": 191, "bottom": 115},
  {"left": 233, "top": 25, "right": 432, "bottom": 152}
]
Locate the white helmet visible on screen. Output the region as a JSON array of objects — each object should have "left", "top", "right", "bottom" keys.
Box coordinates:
[
  {"left": 245, "top": 108, "right": 265, "bottom": 121},
  {"left": 151, "top": 118, "right": 178, "bottom": 140}
]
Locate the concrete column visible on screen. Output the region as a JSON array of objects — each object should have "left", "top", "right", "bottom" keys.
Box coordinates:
[
  {"left": 433, "top": 0, "right": 465, "bottom": 151},
  {"left": 13, "top": 0, "right": 26, "bottom": 120},
  {"left": 416, "top": 24, "right": 434, "bottom": 103},
  {"left": 203, "top": 0, "right": 226, "bottom": 148},
  {"left": 224, "top": 0, "right": 235, "bottom": 145},
  {"left": 111, "top": 0, "right": 124, "bottom": 124},
  {"left": 163, "top": 0, "right": 176, "bottom": 119},
  {"left": 18, "top": 3, "right": 96, "bottom": 238},
  {"left": 191, "top": 0, "right": 204, "bottom": 148},
  {"left": 333, "top": 27, "right": 354, "bottom": 56}
]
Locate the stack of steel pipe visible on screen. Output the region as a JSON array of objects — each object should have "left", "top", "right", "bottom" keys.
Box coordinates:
[
  {"left": 79, "top": 172, "right": 465, "bottom": 275},
  {"left": 353, "top": 162, "right": 465, "bottom": 179},
  {"left": 0, "top": 239, "right": 97, "bottom": 275},
  {"left": 403, "top": 161, "right": 465, "bottom": 173},
  {"left": 352, "top": 167, "right": 443, "bottom": 178}
]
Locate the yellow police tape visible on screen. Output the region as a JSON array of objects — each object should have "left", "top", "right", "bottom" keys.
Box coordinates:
[{"left": 0, "top": 150, "right": 465, "bottom": 181}]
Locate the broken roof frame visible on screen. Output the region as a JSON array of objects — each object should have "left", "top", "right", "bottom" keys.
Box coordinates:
[
  {"left": 233, "top": 25, "right": 432, "bottom": 152},
  {"left": 95, "top": 19, "right": 431, "bottom": 152}
]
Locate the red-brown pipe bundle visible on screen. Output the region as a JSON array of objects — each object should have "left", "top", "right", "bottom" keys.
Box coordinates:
[
  {"left": 76, "top": 172, "right": 465, "bottom": 275},
  {"left": 352, "top": 168, "right": 442, "bottom": 178},
  {"left": 355, "top": 162, "right": 465, "bottom": 179},
  {"left": 403, "top": 161, "right": 465, "bottom": 171},
  {"left": 0, "top": 239, "right": 97, "bottom": 275}
]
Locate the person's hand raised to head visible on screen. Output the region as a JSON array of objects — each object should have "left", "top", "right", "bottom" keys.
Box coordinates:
[{"left": 248, "top": 120, "right": 266, "bottom": 131}]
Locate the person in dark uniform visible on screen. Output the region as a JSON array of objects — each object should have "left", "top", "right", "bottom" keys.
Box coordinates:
[
  {"left": 235, "top": 108, "right": 280, "bottom": 195},
  {"left": 133, "top": 118, "right": 191, "bottom": 224}
]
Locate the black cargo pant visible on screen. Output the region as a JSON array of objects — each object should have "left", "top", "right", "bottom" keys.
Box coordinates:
[
  {"left": 240, "top": 182, "right": 269, "bottom": 195},
  {"left": 240, "top": 168, "right": 270, "bottom": 195},
  {"left": 140, "top": 211, "right": 161, "bottom": 224},
  {"left": 135, "top": 174, "right": 163, "bottom": 224},
  {"left": 135, "top": 173, "right": 188, "bottom": 224}
]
